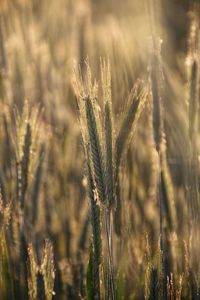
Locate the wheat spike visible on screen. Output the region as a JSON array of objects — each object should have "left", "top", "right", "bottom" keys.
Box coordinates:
[
  {"left": 101, "top": 58, "right": 115, "bottom": 208},
  {"left": 85, "top": 96, "right": 106, "bottom": 204},
  {"left": 27, "top": 244, "right": 38, "bottom": 300},
  {"left": 41, "top": 239, "right": 55, "bottom": 300},
  {"left": 115, "top": 81, "right": 147, "bottom": 173}
]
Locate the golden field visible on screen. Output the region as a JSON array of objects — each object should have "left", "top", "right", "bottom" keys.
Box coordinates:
[{"left": 0, "top": 1, "right": 199, "bottom": 299}]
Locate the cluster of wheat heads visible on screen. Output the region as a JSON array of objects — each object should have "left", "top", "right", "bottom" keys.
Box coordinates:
[
  {"left": 73, "top": 60, "right": 147, "bottom": 299},
  {"left": 0, "top": 1, "right": 200, "bottom": 299},
  {"left": 0, "top": 102, "right": 55, "bottom": 300},
  {"left": 73, "top": 25, "right": 200, "bottom": 297}
]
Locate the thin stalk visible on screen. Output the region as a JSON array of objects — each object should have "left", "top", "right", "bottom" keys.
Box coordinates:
[
  {"left": 104, "top": 207, "right": 116, "bottom": 300},
  {"left": 158, "top": 153, "right": 165, "bottom": 299}
]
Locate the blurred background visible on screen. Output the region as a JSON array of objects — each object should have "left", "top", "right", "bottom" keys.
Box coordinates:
[{"left": 0, "top": 0, "right": 199, "bottom": 299}]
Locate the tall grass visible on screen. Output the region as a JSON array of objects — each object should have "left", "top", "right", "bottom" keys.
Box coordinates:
[{"left": 0, "top": 0, "right": 199, "bottom": 299}]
